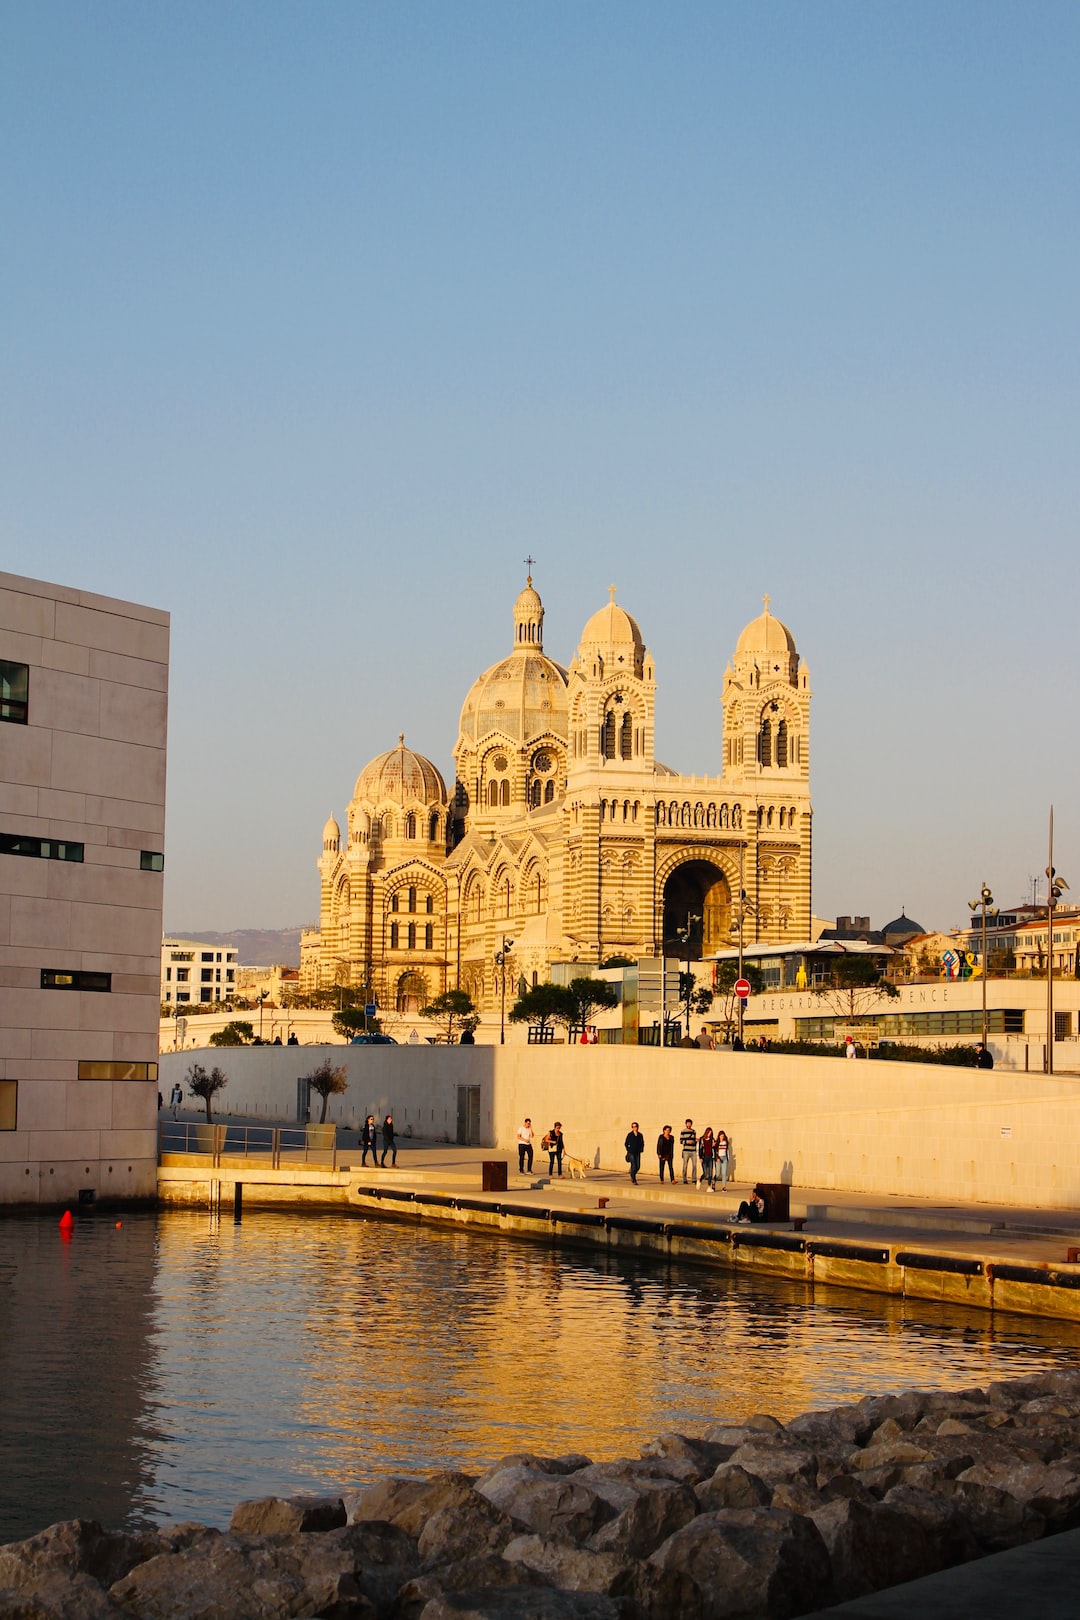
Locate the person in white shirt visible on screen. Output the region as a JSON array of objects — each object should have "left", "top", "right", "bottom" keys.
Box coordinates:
[
  {"left": 516, "top": 1117, "right": 535, "bottom": 1174},
  {"left": 845, "top": 1037, "right": 857, "bottom": 1059}
]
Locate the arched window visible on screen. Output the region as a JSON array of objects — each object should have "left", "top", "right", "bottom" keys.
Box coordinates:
[
  {"left": 407, "top": 922, "right": 416, "bottom": 949},
  {"left": 767, "top": 807, "right": 774, "bottom": 828},
  {"left": 408, "top": 886, "right": 416, "bottom": 911},
  {"left": 601, "top": 710, "right": 616, "bottom": 758},
  {"left": 620, "top": 712, "right": 633, "bottom": 759},
  {"left": 404, "top": 812, "right": 416, "bottom": 839},
  {"left": 632, "top": 801, "right": 639, "bottom": 821},
  {"left": 500, "top": 779, "right": 510, "bottom": 807},
  {"left": 383, "top": 813, "right": 395, "bottom": 839},
  {"left": 390, "top": 893, "right": 399, "bottom": 913},
  {"left": 424, "top": 924, "right": 433, "bottom": 950},
  {"left": 429, "top": 813, "right": 440, "bottom": 842},
  {"left": 504, "top": 877, "right": 512, "bottom": 915},
  {"left": 425, "top": 893, "right": 433, "bottom": 913},
  {"left": 488, "top": 780, "right": 499, "bottom": 807},
  {"left": 758, "top": 718, "right": 772, "bottom": 768},
  {"left": 776, "top": 720, "right": 788, "bottom": 769},
  {"left": 530, "top": 780, "right": 541, "bottom": 807},
  {"left": 544, "top": 779, "right": 554, "bottom": 803},
  {"left": 390, "top": 922, "right": 399, "bottom": 949}
]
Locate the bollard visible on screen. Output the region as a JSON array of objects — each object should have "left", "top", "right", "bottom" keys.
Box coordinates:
[{"left": 234, "top": 1182, "right": 243, "bottom": 1223}]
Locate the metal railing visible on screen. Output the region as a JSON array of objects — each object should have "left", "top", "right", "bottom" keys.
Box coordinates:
[{"left": 158, "top": 1120, "right": 340, "bottom": 1170}]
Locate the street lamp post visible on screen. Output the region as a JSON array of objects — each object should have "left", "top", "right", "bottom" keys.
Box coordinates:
[
  {"left": 495, "top": 935, "right": 515, "bottom": 1045},
  {"left": 675, "top": 911, "right": 702, "bottom": 1041},
  {"left": 1046, "top": 807, "right": 1070, "bottom": 1075},
  {"left": 967, "top": 882, "right": 996, "bottom": 1050}
]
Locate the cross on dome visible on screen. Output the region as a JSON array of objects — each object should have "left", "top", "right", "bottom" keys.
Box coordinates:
[
  {"left": 523, "top": 554, "right": 536, "bottom": 583},
  {"left": 608, "top": 584, "right": 617, "bottom": 602},
  {"left": 762, "top": 593, "right": 771, "bottom": 614}
]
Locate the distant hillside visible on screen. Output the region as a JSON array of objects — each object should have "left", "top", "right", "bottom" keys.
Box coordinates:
[{"left": 166, "top": 925, "right": 311, "bottom": 966}]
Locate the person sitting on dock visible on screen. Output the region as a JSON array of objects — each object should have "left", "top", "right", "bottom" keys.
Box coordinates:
[{"left": 732, "top": 1185, "right": 766, "bottom": 1224}]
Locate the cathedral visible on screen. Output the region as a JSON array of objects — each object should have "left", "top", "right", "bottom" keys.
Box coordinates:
[{"left": 300, "top": 578, "right": 813, "bottom": 1015}]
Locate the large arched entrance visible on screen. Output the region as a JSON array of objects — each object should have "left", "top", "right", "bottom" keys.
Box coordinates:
[{"left": 662, "top": 861, "right": 731, "bottom": 958}]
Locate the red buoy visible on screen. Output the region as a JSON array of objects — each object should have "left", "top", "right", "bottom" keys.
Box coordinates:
[{"left": 59, "top": 1209, "right": 74, "bottom": 1229}]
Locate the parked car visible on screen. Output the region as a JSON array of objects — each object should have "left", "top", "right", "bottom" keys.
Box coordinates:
[{"left": 349, "top": 1033, "right": 398, "bottom": 1045}]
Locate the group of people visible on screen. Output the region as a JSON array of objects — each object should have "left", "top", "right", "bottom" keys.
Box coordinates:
[
  {"left": 624, "top": 1118, "right": 731, "bottom": 1188},
  {"left": 515, "top": 1119, "right": 567, "bottom": 1176},
  {"left": 359, "top": 1113, "right": 397, "bottom": 1167}
]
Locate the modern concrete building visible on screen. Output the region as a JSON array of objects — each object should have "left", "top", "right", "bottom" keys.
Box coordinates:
[
  {"left": 160, "top": 936, "right": 238, "bottom": 1006},
  {"left": 0, "top": 570, "right": 168, "bottom": 1207}
]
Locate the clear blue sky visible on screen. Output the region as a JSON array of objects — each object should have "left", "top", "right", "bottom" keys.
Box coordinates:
[{"left": 3, "top": 2, "right": 1077, "bottom": 936}]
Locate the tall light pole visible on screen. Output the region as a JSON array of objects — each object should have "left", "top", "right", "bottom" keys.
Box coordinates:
[
  {"left": 968, "top": 882, "right": 996, "bottom": 1050},
  {"left": 495, "top": 935, "right": 514, "bottom": 1045},
  {"left": 675, "top": 911, "right": 702, "bottom": 1040},
  {"left": 1046, "top": 808, "right": 1070, "bottom": 1075}
]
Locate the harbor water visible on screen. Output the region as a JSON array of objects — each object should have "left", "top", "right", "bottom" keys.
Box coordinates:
[{"left": 2, "top": 1207, "right": 1079, "bottom": 1543}]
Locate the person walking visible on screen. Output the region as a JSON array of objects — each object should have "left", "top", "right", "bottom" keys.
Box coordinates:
[
  {"left": 380, "top": 1113, "right": 397, "bottom": 1167},
  {"left": 360, "top": 1114, "right": 379, "bottom": 1167},
  {"left": 516, "top": 1117, "right": 535, "bottom": 1174},
  {"left": 543, "top": 1122, "right": 564, "bottom": 1176},
  {"left": 656, "top": 1124, "right": 675, "bottom": 1182},
  {"left": 624, "top": 1121, "right": 645, "bottom": 1185},
  {"left": 680, "top": 1119, "right": 698, "bottom": 1184},
  {"left": 170, "top": 1081, "right": 183, "bottom": 1120},
  {"left": 976, "top": 1042, "right": 994, "bottom": 1070},
  {"left": 698, "top": 1126, "right": 716, "bottom": 1190},
  {"left": 715, "top": 1129, "right": 731, "bottom": 1187}
]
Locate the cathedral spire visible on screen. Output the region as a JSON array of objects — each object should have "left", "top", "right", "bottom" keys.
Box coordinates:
[{"left": 513, "top": 569, "right": 544, "bottom": 651}]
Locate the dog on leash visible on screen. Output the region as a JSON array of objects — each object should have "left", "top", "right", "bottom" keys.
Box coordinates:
[{"left": 563, "top": 1154, "right": 589, "bottom": 1180}]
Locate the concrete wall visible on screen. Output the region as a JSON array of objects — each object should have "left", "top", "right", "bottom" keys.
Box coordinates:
[
  {"left": 159, "top": 1041, "right": 1080, "bottom": 1210},
  {"left": 0, "top": 571, "right": 168, "bottom": 1206}
]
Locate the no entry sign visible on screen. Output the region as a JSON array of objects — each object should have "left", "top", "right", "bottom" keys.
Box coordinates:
[{"left": 734, "top": 978, "right": 751, "bottom": 999}]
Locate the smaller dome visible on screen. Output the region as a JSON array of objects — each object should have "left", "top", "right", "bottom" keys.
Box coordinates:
[
  {"left": 515, "top": 581, "right": 543, "bottom": 617},
  {"left": 580, "top": 594, "right": 644, "bottom": 651},
  {"left": 354, "top": 734, "right": 448, "bottom": 806},
  {"left": 882, "top": 910, "right": 924, "bottom": 940},
  {"left": 322, "top": 812, "right": 341, "bottom": 846},
  {"left": 735, "top": 597, "right": 797, "bottom": 659}
]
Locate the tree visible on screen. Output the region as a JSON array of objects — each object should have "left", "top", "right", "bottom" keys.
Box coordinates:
[
  {"left": 186, "top": 1062, "right": 228, "bottom": 1121},
  {"left": 508, "top": 983, "right": 575, "bottom": 1033},
  {"left": 209, "top": 1021, "right": 254, "bottom": 1047},
  {"left": 302, "top": 1057, "right": 348, "bottom": 1123},
  {"left": 564, "top": 976, "right": 619, "bottom": 1032},
  {"left": 809, "top": 953, "right": 900, "bottom": 1024},
  {"left": 711, "top": 961, "right": 765, "bottom": 1042},
  {"left": 419, "top": 989, "right": 477, "bottom": 1044},
  {"left": 332, "top": 1006, "right": 371, "bottom": 1041}
]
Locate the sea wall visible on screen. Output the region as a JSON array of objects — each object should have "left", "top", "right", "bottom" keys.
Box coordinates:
[{"left": 157, "top": 1044, "right": 1080, "bottom": 1209}]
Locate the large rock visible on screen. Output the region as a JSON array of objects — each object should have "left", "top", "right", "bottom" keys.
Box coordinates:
[
  {"left": 417, "top": 1592, "right": 633, "bottom": 1618},
  {"left": 0, "top": 1520, "right": 167, "bottom": 1592},
  {"left": 108, "top": 1526, "right": 376, "bottom": 1619},
  {"left": 809, "top": 1497, "right": 938, "bottom": 1601},
  {"left": 585, "top": 1481, "right": 698, "bottom": 1559},
  {"left": 228, "top": 1494, "right": 346, "bottom": 1535},
  {"left": 503, "top": 1533, "right": 700, "bottom": 1619},
  {"left": 723, "top": 1438, "right": 817, "bottom": 1490},
  {"left": 0, "top": 1570, "right": 128, "bottom": 1620},
  {"left": 344, "top": 1478, "right": 430, "bottom": 1527},
  {"left": 395, "top": 1553, "right": 550, "bottom": 1620},
  {"left": 638, "top": 1433, "right": 735, "bottom": 1483},
  {"left": 648, "top": 1507, "right": 831, "bottom": 1619},
  {"left": 939, "top": 1479, "right": 1046, "bottom": 1552},
  {"left": 881, "top": 1483, "right": 980, "bottom": 1567},
  {"left": 390, "top": 1474, "right": 480, "bottom": 1539},
  {"left": 694, "top": 1466, "right": 771, "bottom": 1514},
  {"left": 477, "top": 1474, "right": 614, "bottom": 1544},
  {"left": 475, "top": 1456, "right": 589, "bottom": 1486},
  {"left": 957, "top": 1458, "right": 1080, "bottom": 1525},
  {"left": 418, "top": 1494, "right": 519, "bottom": 1565}
]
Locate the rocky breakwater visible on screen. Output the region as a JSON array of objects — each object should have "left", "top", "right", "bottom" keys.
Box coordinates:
[{"left": 6, "top": 1368, "right": 1080, "bottom": 1619}]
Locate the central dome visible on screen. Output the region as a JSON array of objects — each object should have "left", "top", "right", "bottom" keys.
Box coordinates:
[
  {"left": 459, "top": 652, "right": 569, "bottom": 744},
  {"left": 354, "top": 736, "right": 447, "bottom": 806}
]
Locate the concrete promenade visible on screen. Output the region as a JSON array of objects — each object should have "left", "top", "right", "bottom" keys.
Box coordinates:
[{"left": 158, "top": 1109, "right": 1080, "bottom": 1321}]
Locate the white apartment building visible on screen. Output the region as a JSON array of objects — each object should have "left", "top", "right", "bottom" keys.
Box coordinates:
[
  {"left": 160, "top": 937, "right": 238, "bottom": 1006},
  {"left": 1, "top": 570, "right": 168, "bottom": 1207}
]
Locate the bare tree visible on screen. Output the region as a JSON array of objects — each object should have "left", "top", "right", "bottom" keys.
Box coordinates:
[{"left": 302, "top": 1057, "right": 348, "bottom": 1123}]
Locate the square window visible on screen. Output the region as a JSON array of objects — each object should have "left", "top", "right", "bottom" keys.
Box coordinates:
[
  {"left": 0, "top": 660, "right": 29, "bottom": 724},
  {"left": 200, "top": 987, "right": 212, "bottom": 1001},
  {"left": 201, "top": 968, "right": 213, "bottom": 982},
  {"left": 176, "top": 968, "right": 189, "bottom": 983},
  {"left": 140, "top": 851, "right": 164, "bottom": 872}
]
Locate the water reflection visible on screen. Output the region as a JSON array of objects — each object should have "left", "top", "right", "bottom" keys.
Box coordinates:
[{"left": 2, "top": 1209, "right": 1079, "bottom": 1541}]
